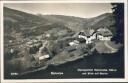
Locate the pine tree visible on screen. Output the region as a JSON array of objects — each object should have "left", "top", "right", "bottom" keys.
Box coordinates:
[{"left": 111, "top": 3, "right": 124, "bottom": 44}]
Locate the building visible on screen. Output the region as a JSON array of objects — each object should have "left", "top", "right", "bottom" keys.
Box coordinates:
[
  {"left": 96, "top": 28, "right": 113, "bottom": 41},
  {"left": 77, "top": 28, "right": 96, "bottom": 44},
  {"left": 72, "top": 27, "right": 113, "bottom": 45},
  {"left": 32, "top": 54, "right": 50, "bottom": 64},
  {"left": 69, "top": 40, "right": 79, "bottom": 46},
  {"left": 32, "top": 47, "right": 50, "bottom": 64}
]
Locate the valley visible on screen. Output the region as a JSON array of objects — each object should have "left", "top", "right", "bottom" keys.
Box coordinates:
[{"left": 4, "top": 7, "right": 123, "bottom": 78}]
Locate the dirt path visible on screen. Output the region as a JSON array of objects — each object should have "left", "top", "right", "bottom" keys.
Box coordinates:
[{"left": 104, "top": 41, "right": 118, "bottom": 53}]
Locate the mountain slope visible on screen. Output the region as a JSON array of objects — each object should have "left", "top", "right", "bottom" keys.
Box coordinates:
[
  {"left": 39, "top": 13, "right": 115, "bottom": 33},
  {"left": 4, "top": 7, "right": 73, "bottom": 37},
  {"left": 4, "top": 7, "right": 115, "bottom": 34},
  {"left": 38, "top": 15, "right": 87, "bottom": 32},
  {"left": 87, "top": 13, "right": 115, "bottom": 34}
]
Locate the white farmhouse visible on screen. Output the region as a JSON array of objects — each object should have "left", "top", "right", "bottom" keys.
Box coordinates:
[
  {"left": 69, "top": 40, "right": 79, "bottom": 46},
  {"left": 72, "top": 28, "right": 112, "bottom": 45},
  {"left": 77, "top": 28, "right": 96, "bottom": 44},
  {"left": 38, "top": 54, "right": 50, "bottom": 61},
  {"left": 96, "top": 28, "right": 113, "bottom": 41},
  {"left": 33, "top": 54, "right": 50, "bottom": 64}
]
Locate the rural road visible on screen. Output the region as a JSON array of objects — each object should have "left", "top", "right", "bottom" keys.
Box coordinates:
[{"left": 104, "top": 41, "right": 117, "bottom": 53}]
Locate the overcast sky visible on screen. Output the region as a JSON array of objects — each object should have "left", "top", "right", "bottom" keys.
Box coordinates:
[{"left": 4, "top": 3, "right": 112, "bottom": 18}]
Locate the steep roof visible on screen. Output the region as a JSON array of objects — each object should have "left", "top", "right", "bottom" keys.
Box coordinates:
[
  {"left": 97, "top": 28, "right": 113, "bottom": 36},
  {"left": 84, "top": 30, "right": 91, "bottom": 36},
  {"left": 78, "top": 29, "right": 95, "bottom": 37}
]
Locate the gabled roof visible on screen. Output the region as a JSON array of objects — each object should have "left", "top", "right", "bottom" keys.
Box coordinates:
[
  {"left": 97, "top": 28, "right": 113, "bottom": 36},
  {"left": 84, "top": 30, "right": 91, "bottom": 36},
  {"left": 78, "top": 29, "right": 95, "bottom": 37},
  {"left": 78, "top": 32, "right": 86, "bottom": 36},
  {"left": 73, "top": 28, "right": 95, "bottom": 37}
]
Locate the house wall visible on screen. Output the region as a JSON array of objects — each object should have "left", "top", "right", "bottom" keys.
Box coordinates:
[
  {"left": 97, "top": 35, "right": 112, "bottom": 41},
  {"left": 69, "top": 41, "right": 79, "bottom": 46},
  {"left": 40, "top": 54, "right": 49, "bottom": 59},
  {"left": 78, "top": 35, "right": 87, "bottom": 40},
  {"left": 78, "top": 33, "right": 96, "bottom": 44},
  {"left": 78, "top": 29, "right": 112, "bottom": 44},
  {"left": 86, "top": 39, "right": 92, "bottom": 44},
  {"left": 90, "top": 33, "right": 96, "bottom": 40}
]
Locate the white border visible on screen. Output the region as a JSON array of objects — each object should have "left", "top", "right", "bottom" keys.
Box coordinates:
[{"left": 0, "top": 0, "right": 128, "bottom": 82}]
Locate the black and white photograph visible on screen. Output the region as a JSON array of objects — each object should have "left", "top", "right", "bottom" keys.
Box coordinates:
[{"left": 1, "top": 0, "right": 128, "bottom": 82}]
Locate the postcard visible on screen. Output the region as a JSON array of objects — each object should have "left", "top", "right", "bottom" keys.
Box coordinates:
[{"left": 0, "top": 0, "right": 128, "bottom": 82}]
